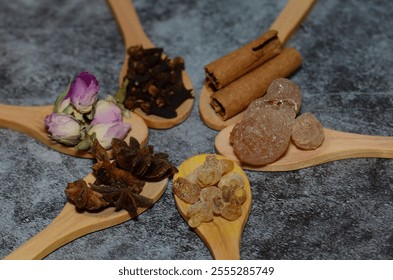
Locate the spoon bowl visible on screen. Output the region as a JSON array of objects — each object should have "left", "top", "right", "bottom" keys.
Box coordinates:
[
  {"left": 0, "top": 104, "right": 148, "bottom": 159},
  {"left": 199, "top": 0, "right": 316, "bottom": 130},
  {"left": 173, "top": 154, "right": 252, "bottom": 260},
  {"left": 215, "top": 125, "right": 393, "bottom": 171},
  {"left": 107, "top": 0, "right": 194, "bottom": 129},
  {"left": 3, "top": 172, "right": 168, "bottom": 260}
]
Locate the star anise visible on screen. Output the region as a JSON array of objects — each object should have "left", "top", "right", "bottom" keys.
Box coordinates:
[
  {"left": 112, "top": 137, "right": 178, "bottom": 182},
  {"left": 65, "top": 179, "right": 109, "bottom": 211},
  {"left": 90, "top": 183, "right": 153, "bottom": 215}
]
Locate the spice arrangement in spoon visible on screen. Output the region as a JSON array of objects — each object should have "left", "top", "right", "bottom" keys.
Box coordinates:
[
  {"left": 0, "top": 73, "right": 148, "bottom": 159},
  {"left": 4, "top": 137, "right": 177, "bottom": 260},
  {"left": 199, "top": 0, "right": 316, "bottom": 130},
  {"left": 107, "top": 0, "right": 194, "bottom": 129},
  {"left": 215, "top": 79, "right": 393, "bottom": 171},
  {"left": 173, "top": 154, "right": 251, "bottom": 260}
]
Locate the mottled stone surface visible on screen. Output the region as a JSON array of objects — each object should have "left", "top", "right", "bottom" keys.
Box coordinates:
[{"left": 0, "top": 0, "right": 393, "bottom": 260}]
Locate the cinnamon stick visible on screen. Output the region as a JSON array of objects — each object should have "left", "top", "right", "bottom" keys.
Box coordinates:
[
  {"left": 204, "top": 30, "right": 282, "bottom": 90},
  {"left": 210, "top": 48, "right": 302, "bottom": 120}
]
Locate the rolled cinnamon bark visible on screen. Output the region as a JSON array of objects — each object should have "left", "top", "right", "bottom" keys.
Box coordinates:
[
  {"left": 210, "top": 48, "right": 303, "bottom": 120},
  {"left": 204, "top": 30, "right": 282, "bottom": 90}
]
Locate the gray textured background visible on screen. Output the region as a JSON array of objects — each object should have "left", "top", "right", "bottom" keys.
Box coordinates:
[{"left": 1, "top": 0, "right": 393, "bottom": 260}]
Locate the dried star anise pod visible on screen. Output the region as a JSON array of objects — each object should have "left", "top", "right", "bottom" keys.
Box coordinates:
[
  {"left": 65, "top": 179, "right": 109, "bottom": 211},
  {"left": 112, "top": 137, "right": 178, "bottom": 182},
  {"left": 90, "top": 183, "right": 153, "bottom": 216}
]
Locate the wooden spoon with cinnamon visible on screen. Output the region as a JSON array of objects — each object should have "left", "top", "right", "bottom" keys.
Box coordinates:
[
  {"left": 107, "top": 0, "right": 194, "bottom": 129},
  {"left": 215, "top": 125, "right": 393, "bottom": 172},
  {"left": 173, "top": 154, "right": 252, "bottom": 260},
  {"left": 0, "top": 104, "right": 148, "bottom": 159},
  {"left": 199, "top": 0, "right": 316, "bottom": 130},
  {"left": 3, "top": 173, "right": 168, "bottom": 260}
]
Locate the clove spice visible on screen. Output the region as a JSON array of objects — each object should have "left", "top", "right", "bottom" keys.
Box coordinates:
[{"left": 121, "top": 46, "right": 194, "bottom": 119}]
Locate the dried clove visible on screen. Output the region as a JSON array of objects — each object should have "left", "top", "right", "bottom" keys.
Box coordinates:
[{"left": 122, "top": 45, "right": 194, "bottom": 118}]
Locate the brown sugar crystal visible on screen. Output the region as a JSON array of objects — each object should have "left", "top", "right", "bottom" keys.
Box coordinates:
[{"left": 230, "top": 99, "right": 295, "bottom": 166}]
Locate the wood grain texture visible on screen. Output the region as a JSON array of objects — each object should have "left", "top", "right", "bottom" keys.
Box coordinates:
[
  {"left": 107, "top": 0, "right": 194, "bottom": 129},
  {"left": 199, "top": 0, "right": 316, "bottom": 130},
  {"left": 173, "top": 154, "right": 252, "bottom": 260},
  {"left": 0, "top": 104, "right": 148, "bottom": 158},
  {"left": 215, "top": 125, "right": 393, "bottom": 171}
]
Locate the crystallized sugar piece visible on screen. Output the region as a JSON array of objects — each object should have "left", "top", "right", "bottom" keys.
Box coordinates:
[
  {"left": 218, "top": 172, "right": 244, "bottom": 189},
  {"left": 292, "top": 112, "right": 325, "bottom": 150},
  {"left": 212, "top": 196, "right": 224, "bottom": 215},
  {"left": 263, "top": 78, "right": 302, "bottom": 113},
  {"left": 200, "top": 186, "right": 221, "bottom": 203},
  {"left": 197, "top": 166, "right": 222, "bottom": 187},
  {"left": 221, "top": 203, "right": 242, "bottom": 221},
  {"left": 187, "top": 214, "right": 202, "bottom": 228},
  {"left": 230, "top": 104, "right": 294, "bottom": 165},
  {"left": 219, "top": 159, "right": 234, "bottom": 175},
  {"left": 172, "top": 177, "right": 201, "bottom": 204}
]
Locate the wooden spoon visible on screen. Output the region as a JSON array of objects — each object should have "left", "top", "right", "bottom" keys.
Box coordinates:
[
  {"left": 215, "top": 125, "right": 393, "bottom": 172},
  {"left": 173, "top": 154, "right": 252, "bottom": 260},
  {"left": 0, "top": 104, "right": 148, "bottom": 159},
  {"left": 107, "top": 0, "right": 194, "bottom": 129},
  {"left": 3, "top": 173, "right": 168, "bottom": 260},
  {"left": 199, "top": 0, "right": 316, "bottom": 130}
]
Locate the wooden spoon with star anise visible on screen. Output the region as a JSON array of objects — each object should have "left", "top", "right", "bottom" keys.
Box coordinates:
[
  {"left": 107, "top": 0, "right": 194, "bottom": 129},
  {"left": 3, "top": 138, "right": 176, "bottom": 260}
]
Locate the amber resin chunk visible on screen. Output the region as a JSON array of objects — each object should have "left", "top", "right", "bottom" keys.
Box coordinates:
[
  {"left": 173, "top": 155, "right": 247, "bottom": 228},
  {"left": 262, "top": 78, "right": 302, "bottom": 113},
  {"left": 230, "top": 99, "right": 295, "bottom": 165},
  {"left": 229, "top": 78, "right": 325, "bottom": 166},
  {"left": 292, "top": 112, "right": 325, "bottom": 150}
]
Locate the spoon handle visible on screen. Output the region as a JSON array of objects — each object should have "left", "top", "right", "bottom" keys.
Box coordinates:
[
  {"left": 0, "top": 104, "right": 49, "bottom": 140},
  {"left": 3, "top": 203, "right": 130, "bottom": 260},
  {"left": 270, "top": 0, "right": 316, "bottom": 44},
  {"left": 107, "top": 0, "right": 155, "bottom": 48}
]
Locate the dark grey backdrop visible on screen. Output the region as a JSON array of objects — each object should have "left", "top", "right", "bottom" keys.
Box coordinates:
[{"left": 0, "top": 0, "right": 392, "bottom": 259}]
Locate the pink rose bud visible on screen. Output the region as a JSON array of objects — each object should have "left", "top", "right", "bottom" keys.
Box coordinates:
[
  {"left": 45, "top": 113, "right": 81, "bottom": 146},
  {"left": 91, "top": 100, "right": 122, "bottom": 125},
  {"left": 88, "top": 122, "right": 131, "bottom": 149},
  {"left": 67, "top": 71, "right": 100, "bottom": 113}
]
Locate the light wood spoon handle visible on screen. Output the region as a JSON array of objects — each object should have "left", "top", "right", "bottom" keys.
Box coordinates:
[
  {"left": 0, "top": 104, "right": 51, "bottom": 143},
  {"left": 270, "top": 0, "right": 316, "bottom": 44},
  {"left": 107, "top": 0, "right": 154, "bottom": 48}
]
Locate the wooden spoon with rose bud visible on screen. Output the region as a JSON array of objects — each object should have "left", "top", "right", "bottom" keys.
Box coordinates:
[
  {"left": 199, "top": 0, "right": 316, "bottom": 130},
  {"left": 215, "top": 125, "right": 393, "bottom": 172},
  {"left": 173, "top": 154, "right": 252, "bottom": 260},
  {"left": 3, "top": 173, "right": 168, "bottom": 260},
  {"left": 0, "top": 104, "right": 148, "bottom": 159},
  {"left": 107, "top": 0, "right": 194, "bottom": 129}
]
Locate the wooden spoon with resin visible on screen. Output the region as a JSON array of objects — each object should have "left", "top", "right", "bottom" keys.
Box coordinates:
[
  {"left": 3, "top": 174, "right": 168, "bottom": 260},
  {"left": 215, "top": 125, "right": 393, "bottom": 172},
  {"left": 173, "top": 154, "right": 252, "bottom": 260},
  {"left": 107, "top": 0, "right": 194, "bottom": 129},
  {"left": 0, "top": 104, "right": 148, "bottom": 159},
  {"left": 199, "top": 0, "right": 316, "bottom": 130}
]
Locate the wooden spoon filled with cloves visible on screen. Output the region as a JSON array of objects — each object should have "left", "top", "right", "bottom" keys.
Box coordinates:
[{"left": 107, "top": 0, "right": 195, "bottom": 129}]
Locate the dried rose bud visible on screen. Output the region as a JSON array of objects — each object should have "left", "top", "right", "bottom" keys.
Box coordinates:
[
  {"left": 62, "top": 71, "right": 100, "bottom": 114},
  {"left": 88, "top": 122, "right": 131, "bottom": 149},
  {"left": 45, "top": 113, "right": 81, "bottom": 146},
  {"left": 91, "top": 100, "right": 122, "bottom": 125}
]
